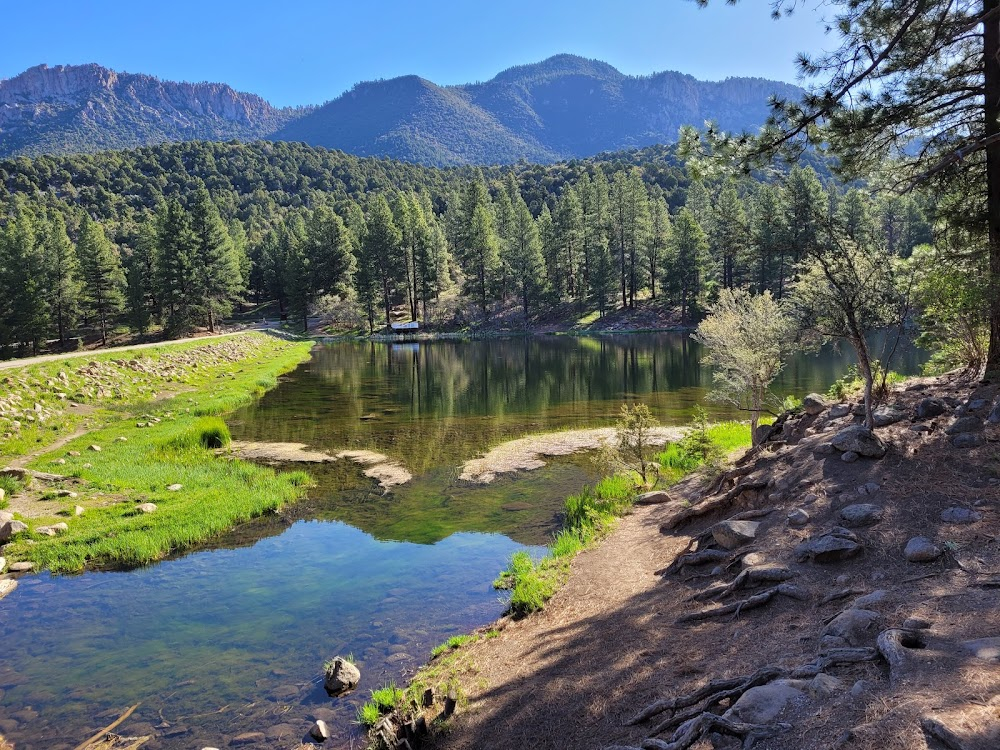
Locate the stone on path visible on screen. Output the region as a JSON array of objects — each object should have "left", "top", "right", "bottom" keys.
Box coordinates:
[
  {"left": 787, "top": 508, "right": 810, "bottom": 526},
  {"left": 829, "top": 404, "right": 851, "bottom": 418},
  {"left": 953, "top": 433, "right": 985, "bottom": 449},
  {"left": 839, "top": 503, "right": 884, "bottom": 528},
  {"left": 822, "top": 608, "right": 880, "bottom": 648},
  {"left": 945, "top": 416, "right": 982, "bottom": 435},
  {"left": 857, "top": 482, "right": 881, "bottom": 496},
  {"left": 872, "top": 406, "right": 906, "bottom": 427},
  {"left": 831, "top": 425, "right": 887, "bottom": 458},
  {"left": 916, "top": 397, "right": 947, "bottom": 419},
  {"left": 711, "top": 520, "right": 760, "bottom": 550},
  {"left": 634, "top": 490, "right": 672, "bottom": 505},
  {"left": 725, "top": 680, "right": 810, "bottom": 724},
  {"left": 795, "top": 528, "right": 862, "bottom": 564},
  {"left": 904, "top": 536, "right": 942, "bottom": 563},
  {"left": 137, "top": 503, "right": 157, "bottom": 514},
  {"left": 941, "top": 507, "right": 983, "bottom": 525}
]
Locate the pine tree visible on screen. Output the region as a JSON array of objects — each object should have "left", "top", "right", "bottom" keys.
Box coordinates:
[
  {"left": 0, "top": 208, "right": 49, "bottom": 353},
  {"left": 44, "top": 215, "right": 81, "bottom": 346},
  {"left": 712, "top": 181, "right": 748, "bottom": 289},
  {"left": 667, "top": 208, "right": 709, "bottom": 323},
  {"left": 554, "top": 187, "right": 584, "bottom": 302},
  {"left": 77, "top": 215, "right": 125, "bottom": 345},
  {"left": 190, "top": 186, "right": 239, "bottom": 332},
  {"left": 504, "top": 195, "right": 547, "bottom": 317},
  {"left": 125, "top": 221, "right": 157, "bottom": 334},
  {"left": 747, "top": 183, "right": 787, "bottom": 295},
  {"left": 360, "top": 195, "right": 404, "bottom": 330},
  {"left": 156, "top": 200, "right": 198, "bottom": 334},
  {"left": 647, "top": 193, "right": 671, "bottom": 301},
  {"left": 467, "top": 198, "right": 502, "bottom": 315},
  {"left": 304, "top": 205, "right": 355, "bottom": 300}
]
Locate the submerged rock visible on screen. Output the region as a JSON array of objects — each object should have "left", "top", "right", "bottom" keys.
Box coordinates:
[
  {"left": 323, "top": 656, "right": 361, "bottom": 696},
  {"left": 0, "top": 578, "right": 16, "bottom": 600},
  {"left": 309, "top": 720, "right": 330, "bottom": 742}
]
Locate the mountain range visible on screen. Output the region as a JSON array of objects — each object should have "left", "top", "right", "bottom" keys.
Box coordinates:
[{"left": 0, "top": 55, "right": 803, "bottom": 166}]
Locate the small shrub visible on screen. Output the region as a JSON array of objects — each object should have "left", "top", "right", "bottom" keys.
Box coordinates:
[
  {"left": 168, "top": 417, "right": 232, "bottom": 450},
  {"left": 370, "top": 682, "right": 403, "bottom": 712},
  {"left": 781, "top": 394, "right": 803, "bottom": 414}
]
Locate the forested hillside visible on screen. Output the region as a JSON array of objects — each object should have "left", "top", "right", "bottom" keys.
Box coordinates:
[{"left": 0, "top": 139, "right": 932, "bottom": 357}]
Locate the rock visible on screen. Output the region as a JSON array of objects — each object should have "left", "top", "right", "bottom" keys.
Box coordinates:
[
  {"left": 0, "top": 511, "right": 11, "bottom": 523},
  {"left": 309, "top": 720, "right": 330, "bottom": 742},
  {"left": 852, "top": 590, "right": 888, "bottom": 609},
  {"left": 916, "top": 397, "right": 947, "bottom": 419},
  {"left": 953, "top": 433, "right": 985, "bottom": 449},
  {"left": 902, "top": 617, "right": 932, "bottom": 630},
  {"left": 50, "top": 522, "right": 68, "bottom": 533},
  {"left": 323, "top": 656, "right": 361, "bottom": 696},
  {"left": 904, "top": 536, "right": 942, "bottom": 562},
  {"left": 787, "top": 508, "right": 810, "bottom": 526},
  {"left": 711, "top": 520, "right": 761, "bottom": 550},
  {"left": 809, "top": 673, "right": 843, "bottom": 698},
  {"left": 35, "top": 526, "right": 57, "bottom": 537},
  {"left": 945, "top": 416, "right": 982, "bottom": 435},
  {"left": 73, "top": 505, "right": 85, "bottom": 516},
  {"left": 88, "top": 444, "right": 102, "bottom": 452},
  {"left": 67, "top": 450, "right": 80, "bottom": 457},
  {"left": 831, "top": 425, "right": 887, "bottom": 458},
  {"left": 857, "top": 482, "right": 881, "bottom": 496},
  {"left": 795, "top": 528, "right": 862, "bottom": 564},
  {"left": 634, "top": 490, "right": 672, "bottom": 505},
  {"left": 55, "top": 489, "right": 77, "bottom": 498},
  {"left": 850, "top": 680, "right": 868, "bottom": 698},
  {"left": 115, "top": 436, "right": 128, "bottom": 443},
  {"left": 961, "top": 637, "right": 1000, "bottom": 662},
  {"left": 167, "top": 484, "right": 183, "bottom": 491},
  {"left": 910, "top": 423, "right": 931, "bottom": 433},
  {"left": 989, "top": 400, "right": 1000, "bottom": 424},
  {"left": 841, "top": 451, "right": 859, "bottom": 463},
  {"left": 137, "top": 503, "right": 157, "bottom": 514},
  {"left": 940, "top": 506, "right": 983, "bottom": 524},
  {"left": 0, "top": 520, "right": 29, "bottom": 542},
  {"left": 9, "top": 561, "right": 33, "bottom": 572},
  {"left": 802, "top": 393, "right": 828, "bottom": 415},
  {"left": 52, "top": 458, "right": 66, "bottom": 465},
  {"left": 966, "top": 398, "right": 990, "bottom": 413},
  {"left": 872, "top": 406, "right": 906, "bottom": 427},
  {"left": 0, "top": 578, "right": 16, "bottom": 600},
  {"left": 852, "top": 402, "right": 867, "bottom": 416},
  {"left": 814, "top": 441, "right": 835, "bottom": 455},
  {"left": 742, "top": 552, "right": 769, "bottom": 567},
  {"left": 822, "top": 608, "right": 881, "bottom": 647},
  {"left": 725, "top": 680, "right": 809, "bottom": 724},
  {"left": 229, "top": 732, "right": 265, "bottom": 746},
  {"left": 0, "top": 467, "right": 31, "bottom": 481},
  {"left": 839, "top": 503, "right": 884, "bottom": 528},
  {"left": 829, "top": 404, "right": 851, "bottom": 418},
  {"left": 0, "top": 556, "right": 5, "bottom": 572}
]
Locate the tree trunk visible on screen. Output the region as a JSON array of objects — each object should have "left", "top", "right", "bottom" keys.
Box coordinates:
[{"left": 984, "top": 0, "right": 1000, "bottom": 379}]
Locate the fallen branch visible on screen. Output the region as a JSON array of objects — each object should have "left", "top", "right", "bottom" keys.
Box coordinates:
[
  {"left": 73, "top": 703, "right": 141, "bottom": 750},
  {"left": 676, "top": 584, "right": 807, "bottom": 624}
]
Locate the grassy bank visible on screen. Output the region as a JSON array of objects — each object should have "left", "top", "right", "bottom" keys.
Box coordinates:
[{"left": 0, "top": 333, "right": 315, "bottom": 572}]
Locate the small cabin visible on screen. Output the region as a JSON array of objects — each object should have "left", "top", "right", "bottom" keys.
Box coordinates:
[{"left": 390, "top": 321, "right": 420, "bottom": 332}]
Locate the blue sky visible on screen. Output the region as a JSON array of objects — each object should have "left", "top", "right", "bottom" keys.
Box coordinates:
[{"left": 1, "top": 1, "right": 835, "bottom": 107}]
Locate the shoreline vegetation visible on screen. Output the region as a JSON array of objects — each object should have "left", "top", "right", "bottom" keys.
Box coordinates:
[
  {"left": 358, "top": 419, "right": 757, "bottom": 739},
  {"left": 0, "top": 332, "right": 315, "bottom": 572}
]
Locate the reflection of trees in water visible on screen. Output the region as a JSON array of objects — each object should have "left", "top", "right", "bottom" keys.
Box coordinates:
[{"left": 232, "top": 334, "right": 925, "bottom": 474}]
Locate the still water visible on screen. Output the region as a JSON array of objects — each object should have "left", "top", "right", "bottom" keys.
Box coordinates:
[{"left": 0, "top": 334, "right": 923, "bottom": 749}]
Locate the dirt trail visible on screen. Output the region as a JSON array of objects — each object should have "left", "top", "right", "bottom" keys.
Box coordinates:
[{"left": 0, "top": 330, "right": 254, "bottom": 371}]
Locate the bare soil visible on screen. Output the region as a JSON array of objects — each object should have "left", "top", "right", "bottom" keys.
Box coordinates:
[{"left": 424, "top": 374, "right": 1000, "bottom": 750}]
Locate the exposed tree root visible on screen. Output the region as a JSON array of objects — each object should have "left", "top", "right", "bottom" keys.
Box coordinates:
[
  {"left": 676, "top": 583, "right": 807, "bottom": 624},
  {"left": 876, "top": 628, "right": 926, "bottom": 686},
  {"left": 661, "top": 481, "right": 769, "bottom": 532},
  {"left": 690, "top": 566, "right": 795, "bottom": 602},
  {"left": 641, "top": 714, "right": 792, "bottom": 750},
  {"left": 706, "top": 465, "right": 757, "bottom": 496},
  {"left": 819, "top": 587, "right": 866, "bottom": 606}
]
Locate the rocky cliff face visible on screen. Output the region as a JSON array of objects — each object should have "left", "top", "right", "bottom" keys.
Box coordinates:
[{"left": 0, "top": 64, "right": 301, "bottom": 158}]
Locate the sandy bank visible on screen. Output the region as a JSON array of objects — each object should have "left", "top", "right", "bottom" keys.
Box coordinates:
[{"left": 228, "top": 442, "right": 412, "bottom": 490}]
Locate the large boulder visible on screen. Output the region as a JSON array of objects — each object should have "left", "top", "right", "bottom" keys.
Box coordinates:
[
  {"left": 323, "top": 656, "right": 361, "bottom": 696},
  {"left": 829, "top": 404, "right": 851, "bottom": 418},
  {"left": 802, "top": 393, "right": 828, "bottom": 416},
  {"left": 831, "top": 425, "right": 886, "bottom": 458},
  {"left": 872, "top": 406, "right": 906, "bottom": 427},
  {"left": 634, "top": 491, "right": 672, "bottom": 505},
  {"left": 711, "top": 520, "right": 760, "bottom": 550},
  {"left": 988, "top": 400, "right": 1000, "bottom": 424},
  {"left": 940, "top": 507, "right": 983, "bottom": 525}
]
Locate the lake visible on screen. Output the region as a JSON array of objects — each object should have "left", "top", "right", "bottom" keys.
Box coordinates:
[{"left": 0, "top": 334, "right": 924, "bottom": 749}]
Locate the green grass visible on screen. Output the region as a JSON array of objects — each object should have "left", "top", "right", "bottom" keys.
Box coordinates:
[
  {"left": 430, "top": 635, "right": 474, "bottom": 659},
  {"left": 356, "top": 701, "right": 382, "bottom": 727},
  {"left": 0, "top": 334, "right": 315, "bottom": 572},
  {"left": 357, "top": 682, "right": 406, "bottom": 727},
  {"left": 0, "top": 475, "right": 21, "bottom": 508}
]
